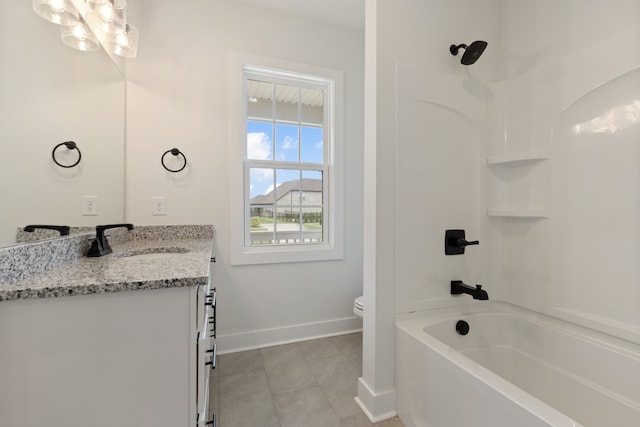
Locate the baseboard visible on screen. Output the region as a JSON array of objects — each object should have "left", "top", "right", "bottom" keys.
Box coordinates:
[
  {"left": 216, "top": 316, "right": 363, "bottom": 354},
  {"left": 355, "top": 377, "right": 397, "bottom": 422}
]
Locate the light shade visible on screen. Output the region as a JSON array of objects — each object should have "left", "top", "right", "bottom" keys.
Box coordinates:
[
  {"left": 32, "top": 0, "right": 79, "bottom": 26},
  {"left": 104, "top": 24, "right": 139, "bottom": 58},
  {"left": 86, "top": 0, "right": 127, "bottom": 34},
  {"left": 60, "top": 18, "right": 100, "bottom": 52}
]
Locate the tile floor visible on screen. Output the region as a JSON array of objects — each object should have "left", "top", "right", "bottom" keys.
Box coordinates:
[{"left": 211, "top": 332, "right": 405, "bottom": 427}]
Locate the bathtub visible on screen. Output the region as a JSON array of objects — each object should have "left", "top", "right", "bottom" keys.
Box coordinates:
[{"left": 395, "top": 302, "right": 640, "bottom": 427}]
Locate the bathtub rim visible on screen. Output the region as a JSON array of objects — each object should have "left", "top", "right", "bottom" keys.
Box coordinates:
[
  {"left": 393, "top": 301, "right": 640, "bottom": 427},
  {"left": 397, "top": 301, "right": 640, "bottom": 358}
]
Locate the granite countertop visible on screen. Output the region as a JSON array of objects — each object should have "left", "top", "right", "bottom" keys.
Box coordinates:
[{"left": 0, "top": 225, "right": 214, "bottom": 302}]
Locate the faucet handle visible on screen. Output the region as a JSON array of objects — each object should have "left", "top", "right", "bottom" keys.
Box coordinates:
[
  {"left": 96, "top": 223, "right": 134, "bottom": 233},
  {"left": 458, "top": 238, "right": 479, "bottom": 247},
  {"left": 445, "top": 229, "right": 479, "bottom": 255}
]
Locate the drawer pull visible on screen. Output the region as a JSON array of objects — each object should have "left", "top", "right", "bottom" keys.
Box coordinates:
[
  {"left": 205, "top": 290, "right": 216, "bottom": 307},
  {"left": 209, "top": 317, "right": 216, "bottom": 338},
  {"left": 205, "top": 344, "right": 217, "bottom": 369}
]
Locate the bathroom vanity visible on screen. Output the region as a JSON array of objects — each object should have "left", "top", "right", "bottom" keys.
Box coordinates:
[{"left": 0, "top": 225, "right": 216, "bottom": 427}]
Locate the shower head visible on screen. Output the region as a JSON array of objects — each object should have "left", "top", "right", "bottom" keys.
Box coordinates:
[{"left": 449, "top": 40, "right": 488, "bottom": 65}]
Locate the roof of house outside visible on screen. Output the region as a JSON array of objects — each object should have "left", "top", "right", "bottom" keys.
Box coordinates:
[{"left": 250, "top": 178, "right": 322, "bottom": 205}]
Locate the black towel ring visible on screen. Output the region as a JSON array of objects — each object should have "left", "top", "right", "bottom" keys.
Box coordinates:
[
  {"left": 161, "top": 148, "right": 187, "bottom": 172},
  {"left": 52, "top": 141, "right": 82, "bottom": 168}
]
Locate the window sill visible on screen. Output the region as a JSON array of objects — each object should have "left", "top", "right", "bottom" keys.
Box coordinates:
[{"left": 230, "top": 243, "right": 343, "bottom": 266}]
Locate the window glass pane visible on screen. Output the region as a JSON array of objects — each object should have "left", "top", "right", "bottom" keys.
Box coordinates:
[
  {"left": 249, "top": 207, "right": 273, "bottom": 246},
  {"left": 301, "top": 88, "right": 323, "bottom": 125},
  {"left": 301, "top": 170, "right": 323, "bottom": 207},
  {"left": 300, "top": 126, "right": 323, "bottom": 164},
  {"left": 274, "top": 169, "right": 300, "bottom": 206},
  {"left": 249, "top": 168, "right": 275, "bottom": 200},
  {"left": 302, "top": 207, "right": 323, "bottom": 243},
  {"left": 301, "top": 170, "right": 322, "bottom": 179},
  {"left": 275, "top": 207, "right": 303, "bottom": 244},
  {"left": 275, "top": 124, "right": 299, "bottom": 162},
  {"left": 247, "top": 121, "right": 273, "bottom": 160},
  {"left": 247, "top": 80, "right": 273, "bottom": 119},
  {"left": 275, "top": 84, "right": 299, "bottom": 122}
]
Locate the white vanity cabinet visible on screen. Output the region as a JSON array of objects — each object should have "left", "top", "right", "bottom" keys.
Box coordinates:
[{"left": 0, "top": 283, "right": 212, "bottom": 427}]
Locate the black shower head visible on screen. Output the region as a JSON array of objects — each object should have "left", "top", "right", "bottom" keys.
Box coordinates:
[{"left": 449, "top": 40, "right": 488, "bottom": 65}]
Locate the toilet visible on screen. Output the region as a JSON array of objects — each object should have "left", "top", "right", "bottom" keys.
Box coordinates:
[{"left": 353, "top": 295, "right": 364, "bottom": 318}]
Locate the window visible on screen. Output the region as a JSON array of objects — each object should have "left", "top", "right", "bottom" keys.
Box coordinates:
[{"left": 229, "top": 53, "right": 344, "bottom": 265}]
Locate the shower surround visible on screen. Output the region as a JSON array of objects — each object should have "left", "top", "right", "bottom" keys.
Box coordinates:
[{"left": 360, "top": 0, "right": 640, "bottom": 422}]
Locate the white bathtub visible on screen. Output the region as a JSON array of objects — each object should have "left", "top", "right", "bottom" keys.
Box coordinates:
[{"left": 395, "top": 302, "right": 640, "bottom": 427}]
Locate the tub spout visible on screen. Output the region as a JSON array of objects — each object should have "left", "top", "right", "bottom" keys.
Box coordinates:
[{"left": 451, "top": 280, "right": 489, "bottom": 300}]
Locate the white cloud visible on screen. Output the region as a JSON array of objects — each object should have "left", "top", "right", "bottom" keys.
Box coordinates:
[
  {"left": 247, "top": 132, "right": 272, "bottom": 160},
  {"left": 281, "top": 136, "right": 298, "bottom": 149},
  {"left": 251, "top": 168, "right": 274, "bottom": 183},
  {"left": 264, "top": 182, "right": 282, "bottom": 195}
]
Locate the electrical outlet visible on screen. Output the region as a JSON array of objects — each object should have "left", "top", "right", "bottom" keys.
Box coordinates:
[
  {"left": 82, "top": 196, "right": 99, "bottom": 216},
  {"left": 152, "top": 196, "right": 166, "bottom": 216}
]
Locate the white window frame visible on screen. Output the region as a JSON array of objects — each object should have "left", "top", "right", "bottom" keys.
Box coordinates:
[{"left": 229, "top": 52, "right": 344, "bottom": 265}]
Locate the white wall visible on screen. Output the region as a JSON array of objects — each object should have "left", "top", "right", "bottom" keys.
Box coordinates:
[
  {"left": 375, "top": 0, "right": 501, "bottom": 314},
  {"left": 363, "top": 2, "right": 640, "bottom": 420},
  {"left": 359, "top": 0, "right": 501, "bottom": 420},
  {"left": 497, "top": 0, "right": 640, "bottom": 80},
  {"left": 125, "top": 0, "right": 365, "bottom": 351},
  {"left": 0, "top": 0, "right": 125, "bottom": 247}
]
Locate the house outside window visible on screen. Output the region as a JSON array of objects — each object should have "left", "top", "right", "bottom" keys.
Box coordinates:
[
  {"left": 249, "top": 178, "right": 323, "bottom": 244},
  {"left": 229, "top": 53, "right": 344, "bottom": 265}
]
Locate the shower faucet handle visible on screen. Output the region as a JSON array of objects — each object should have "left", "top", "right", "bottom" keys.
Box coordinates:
[{"left": 445, "top": 229, "right": 479, "bottom": 255}]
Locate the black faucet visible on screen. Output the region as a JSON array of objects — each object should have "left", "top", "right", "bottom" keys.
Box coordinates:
[
  {"left": 451, "top": 280, "right": 489, "bottom": 300},
  {"left": 87, "top": 224, "right": 134, "bottom": 257},
  {"left": 24, "top": 225, "right": 71, "bottom": 236}
]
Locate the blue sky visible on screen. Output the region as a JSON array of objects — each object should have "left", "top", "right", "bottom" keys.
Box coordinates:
[{"left": 247, "top": 120, "right": 323, "bottom": 198}]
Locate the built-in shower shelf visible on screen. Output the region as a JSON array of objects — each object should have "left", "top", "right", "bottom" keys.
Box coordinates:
[
  {"left": 487, "top": 150, "right": 550, "bottom": 165},
  {"left": 487, "top": 208, "right": 551, "bottom": 218}
]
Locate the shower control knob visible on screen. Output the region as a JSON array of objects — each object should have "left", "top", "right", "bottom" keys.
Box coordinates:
[
  {"left": 456, "top": 238, "right": 479, "bottom": 247},
  {"left": 445, "top": 229, "right": 479, "bottom": 255}
]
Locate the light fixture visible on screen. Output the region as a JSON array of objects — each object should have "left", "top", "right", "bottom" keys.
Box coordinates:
[
  {"left": 103, "top": 24, "right": 139, "bottom": 58},
  {"left": 33, "top": 0, "right": 140, "bottom": 58},
  {"left": 60, "top": 17, "right": 100, "bottom": 52},
  {"left": 86, "top": 0, "right": 127, "bottom": 34},
  {"left": 32, "top": 0, "right": 79, "bottom": 26}
]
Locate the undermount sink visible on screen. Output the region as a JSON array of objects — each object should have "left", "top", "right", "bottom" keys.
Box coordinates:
[{"left": 114, "top": 247, "right": 191, "bottom": 260}]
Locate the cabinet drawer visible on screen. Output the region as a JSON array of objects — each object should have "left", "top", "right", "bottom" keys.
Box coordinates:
[
  {"left": 197, "top": 286, "right": 215, "bottom": 335},
  {"left": 197, "top": 334, "right": 215, "bottom": 421}
]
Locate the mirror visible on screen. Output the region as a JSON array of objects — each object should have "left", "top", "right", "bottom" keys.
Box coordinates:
[{"left": 0, "top": 0, "right": 126, "bottom": 248}]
